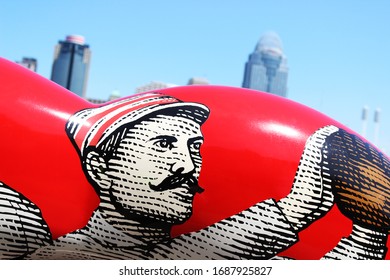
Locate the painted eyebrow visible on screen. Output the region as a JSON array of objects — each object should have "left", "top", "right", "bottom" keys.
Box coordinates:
[
  {"left": 148, "top": 135, "right": 178, "bottom": 143},
  {"left": 189, "top": 136, "right": 204, "bottom": 143}
]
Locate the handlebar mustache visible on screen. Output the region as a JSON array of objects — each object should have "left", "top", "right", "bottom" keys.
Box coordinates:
[{"left": 149, "top": 173, "right": 204, "bottom": 194}]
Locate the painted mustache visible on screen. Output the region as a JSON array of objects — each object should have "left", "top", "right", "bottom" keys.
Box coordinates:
[{"left": 149, "top": 173, "right": 204, "bottom": 194}]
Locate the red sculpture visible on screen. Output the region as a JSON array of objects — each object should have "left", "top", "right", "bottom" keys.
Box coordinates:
[{"left": 0, "top": 57, "right": 389, "bottom": 260}]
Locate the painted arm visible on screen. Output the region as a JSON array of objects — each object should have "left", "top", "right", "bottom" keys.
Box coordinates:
[
  {"left": 322, "top": 224, "right": 387, "bottom": 260},
  {"left": 150, "top": 199, "right": 298, "bottom": 259}
]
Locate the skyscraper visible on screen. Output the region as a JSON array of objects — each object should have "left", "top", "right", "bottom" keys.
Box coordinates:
[
  {"left": 51, "top": 35, "right": 91, "bottom": 98},
  {"left": 242, "top": 32, "right": 288, "bottom": 97}
]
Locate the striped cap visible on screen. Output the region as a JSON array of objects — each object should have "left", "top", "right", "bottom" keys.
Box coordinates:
[{"left": 66, "top": 92, "right": 209, "bottom": 155}]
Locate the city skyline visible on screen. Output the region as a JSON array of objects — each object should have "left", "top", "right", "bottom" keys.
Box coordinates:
[{"left": 1, "top": 0, "right": 389, "bottom": 153}]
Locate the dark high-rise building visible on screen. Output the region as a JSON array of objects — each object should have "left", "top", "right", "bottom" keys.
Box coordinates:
[
  {"left": 51, "top": 35, "right": 91, "bottom": 98},
  {"left": 242, "top": 32, "right": 288, "bottom": 97}
]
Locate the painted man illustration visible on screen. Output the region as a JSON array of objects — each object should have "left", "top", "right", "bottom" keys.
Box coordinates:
[{"left": 24, "top": 92, "right": 389, "bottom": 260}]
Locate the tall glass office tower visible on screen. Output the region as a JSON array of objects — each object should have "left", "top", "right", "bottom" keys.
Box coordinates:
[
  {"left": 242, "top": 32, "right": 288, "bottom": 97},
  {"left": 51, "top": 35, "right": 91, "bottom": 98}
]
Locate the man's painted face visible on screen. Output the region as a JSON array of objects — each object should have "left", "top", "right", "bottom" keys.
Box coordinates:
[{"left": 107, "top": 114, "right": 204, "bottom": 225}]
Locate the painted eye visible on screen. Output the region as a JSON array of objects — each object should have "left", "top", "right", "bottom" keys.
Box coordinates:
[
  {"left": 151, "top": 136, "right": 177, "bottom": 152},
  {"left": 155, "top": 139, "right": 172, "bottom": 149},
  {"left": 189, "top": 140, "right": 203, "bottom": 153}
]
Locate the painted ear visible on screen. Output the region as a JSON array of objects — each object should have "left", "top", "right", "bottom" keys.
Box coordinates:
[{"left": 84, "top": 148, "right": 109, "bottom": 183}]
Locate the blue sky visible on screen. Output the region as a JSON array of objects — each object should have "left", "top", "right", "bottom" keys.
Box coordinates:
[{"left": 1, "top": 0, "right": 389, "bottom": 153}]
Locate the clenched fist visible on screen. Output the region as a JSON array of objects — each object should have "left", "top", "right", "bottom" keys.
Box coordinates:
[{"left": 326, "top": 129, "right": 390, "bottom": 232}]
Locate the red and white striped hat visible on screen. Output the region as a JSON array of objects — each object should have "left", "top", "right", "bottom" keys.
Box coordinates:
[{"left": 66, "top": 92, "right": 209, "bottom": 155}]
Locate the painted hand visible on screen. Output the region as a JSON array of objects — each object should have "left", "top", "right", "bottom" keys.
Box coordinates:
[{"left": 277, "top": 125, "right": 338, "bottom": 232}]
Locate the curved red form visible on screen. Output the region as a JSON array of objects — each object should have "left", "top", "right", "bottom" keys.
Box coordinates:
[{"left": 0, "top": 58, "right": 389, "bottom": 260}]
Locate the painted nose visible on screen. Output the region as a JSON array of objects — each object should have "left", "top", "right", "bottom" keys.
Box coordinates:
[{"left": 171, "top": 149, "right": 195, "bottom": 174}]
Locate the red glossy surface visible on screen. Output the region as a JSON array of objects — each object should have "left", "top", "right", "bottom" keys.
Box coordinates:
[
  {"left": 0, "top": 58, "right": 388, "bottom": 259},
  {"left": 0, "top": 58, "right": 99, "bottom": 237}
]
